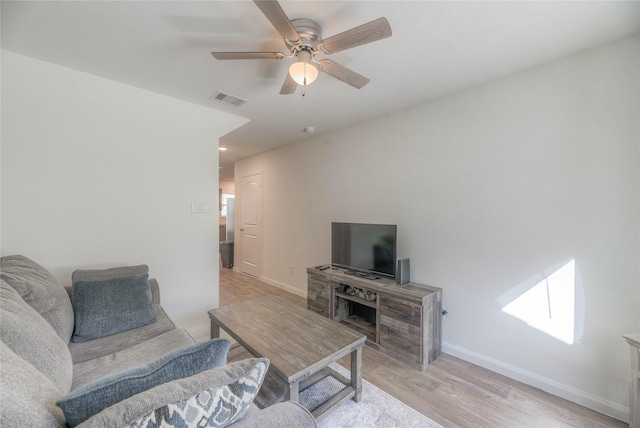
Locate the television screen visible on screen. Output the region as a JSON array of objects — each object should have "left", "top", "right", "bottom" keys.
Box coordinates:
[{"left": 331, "top": 222, "right": 397, "bottom": 278}]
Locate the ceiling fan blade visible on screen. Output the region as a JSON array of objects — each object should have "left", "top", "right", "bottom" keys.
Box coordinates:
[
  {"left": 319, "top": 17, "right": 392, "bottom": 54},
  {"left": 317, "top": 60, "right": 370, "bottom": 89},
  {"left": 211, "top": 51, "right": 286, "bottom": 60},
  {"left": 279, "top": 73, "right": 297, "bottom": 95},
  {"left": 253, "top": 0, "right": 300, "bottom": 44}
]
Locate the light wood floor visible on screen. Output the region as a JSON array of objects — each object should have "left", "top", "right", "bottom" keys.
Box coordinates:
[{"left": 218, "top": 267, "right": 627, "bottom": 428}]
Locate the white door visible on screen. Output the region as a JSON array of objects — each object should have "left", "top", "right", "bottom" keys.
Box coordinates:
[{"left": 239, "top": 172, "right": 262, "bottom": 277}]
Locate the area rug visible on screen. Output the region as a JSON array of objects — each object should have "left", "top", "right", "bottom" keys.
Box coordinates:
[
  {"left": 221, "top": 339, "right": 442, "bottom": 427},
  {"left": 309, "top": 363, "right": 442, "bottom": 428}
]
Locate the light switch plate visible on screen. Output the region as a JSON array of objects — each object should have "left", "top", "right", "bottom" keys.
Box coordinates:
[{"left": 191, "top": 202, "right": 209, "bottom": 213}]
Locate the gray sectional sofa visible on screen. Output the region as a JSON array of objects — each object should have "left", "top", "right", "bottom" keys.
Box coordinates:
[{"left": 0, "top": 255, "right": 316, "bottom": 427}]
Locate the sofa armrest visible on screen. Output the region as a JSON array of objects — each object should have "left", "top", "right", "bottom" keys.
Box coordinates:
[
  {"left": 229, "top": 401, "right": 317, "bottom": 428},
  {"left": 148, "top": 278, "right": 160, "bottom": 305}
]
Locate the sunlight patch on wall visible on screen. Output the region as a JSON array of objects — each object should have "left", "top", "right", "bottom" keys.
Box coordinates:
[{"left": 502, "top": 259, "right": 575, "bottom": 344}]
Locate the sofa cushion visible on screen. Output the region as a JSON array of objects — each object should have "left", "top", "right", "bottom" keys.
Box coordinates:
[
  {"left": 68, "top": 303, "right": 177, "bottom": 364},
  {"left": 0, "top": 341, "right": 66, "bottom": 427},
  {"left": 58, "top": 338, "right": 231, "bottom": 427},
  {"left": 0, "top": 255, "right": 74, "bottom": 343},
  {"left": 72, "top": 328, "right": 196, "bottom": 389},
  {"left": 77, "top": 358, "right": 269, "bottom": 428},
  {"left": 71, "top": 264, "right": 149, "bottom": 285},
  {"left": 0, "top": 279, "right": 73, "bottom": 393},
  {"left": 71, "top": 273, "right": 156, "bottom": 342},
  {"left": 68, "top": 265, "right": 160, "bottom": 303}
]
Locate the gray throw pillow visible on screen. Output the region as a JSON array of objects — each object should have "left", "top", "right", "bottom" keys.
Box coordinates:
[
  {"left": 71, "top": 274, "right": 155, "bottom": 342},
  {"left": 78, "top": 358, "right": 269, "bottom": 428},
  {"left": 57, "top": 338, "right": 232, "bottom": 427}
]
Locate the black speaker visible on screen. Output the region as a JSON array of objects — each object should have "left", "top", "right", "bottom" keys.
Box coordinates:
[{"left": 396, "top": 258, "right": 410, "bottom": 285}]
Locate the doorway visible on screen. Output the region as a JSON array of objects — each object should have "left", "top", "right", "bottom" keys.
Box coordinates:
[{"left": 238, "top": 171, "right": 262, "bottom": 277}]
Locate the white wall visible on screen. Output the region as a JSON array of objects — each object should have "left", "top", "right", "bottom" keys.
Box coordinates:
[
  {"left": 1, "top": 51, "right": 249, "bottom": 335},
  {"left": 235, "top": 36, "right": 639, "bottom": 420},
  {"left": 220, "top": 180, "right": 235, "bottom": 195}
]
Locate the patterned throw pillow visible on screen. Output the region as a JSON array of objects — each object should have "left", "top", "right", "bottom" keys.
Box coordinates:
[
  {"left": 58, "top": 339, "right": 231, "bottom": 427},
  {"left": 128, "top": 359, "right": 269, "bottom": 428}
]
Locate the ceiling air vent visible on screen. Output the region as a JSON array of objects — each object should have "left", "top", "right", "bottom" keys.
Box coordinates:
[{"left": 209, "top": 91, "right": 247, "bottom": 107}]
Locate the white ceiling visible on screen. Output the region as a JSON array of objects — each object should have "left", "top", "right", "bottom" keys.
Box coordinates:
[{"left": 2, "top": 1, "right": 639, "bottom": 180}]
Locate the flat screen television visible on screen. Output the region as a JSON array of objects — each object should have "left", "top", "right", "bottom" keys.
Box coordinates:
[{"left": 331, "top": 222, "right": 397, "bottom": 279}]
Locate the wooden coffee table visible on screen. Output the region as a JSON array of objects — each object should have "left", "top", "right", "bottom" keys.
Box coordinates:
[{"left": 208, "top": 294, "right": 366, "bottom": 420}]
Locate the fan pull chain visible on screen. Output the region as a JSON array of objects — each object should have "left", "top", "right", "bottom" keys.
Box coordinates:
[{"left": 302, "top": 63, "right": 307, "bottom": 96}]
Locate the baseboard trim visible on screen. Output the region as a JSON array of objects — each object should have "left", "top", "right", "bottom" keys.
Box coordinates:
[
  {"left": 442, "top": 342, "right": 628, "bottom": 423},
  {"left": 259, "top": 276, "right": 307, "bottom": 298}
]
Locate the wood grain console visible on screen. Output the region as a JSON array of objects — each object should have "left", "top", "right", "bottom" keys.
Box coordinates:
[{"left": 307, "top": 267, "right": 442, "bottom": 371}]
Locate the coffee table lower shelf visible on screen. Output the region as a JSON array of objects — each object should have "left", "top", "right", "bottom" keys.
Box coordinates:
[
  {"left": 208, "top": 295, "right": 366, "bottom": 422},
  {"left": 255, "top": 365, "right": 355, "bottom": 421}
]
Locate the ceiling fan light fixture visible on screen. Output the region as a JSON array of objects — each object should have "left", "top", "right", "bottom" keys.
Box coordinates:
[
  {"left": 289, "top": 50, "right": 318, "bottom": 86},
  {"left": 211, "top": 1, "right": 392, "bottom": 94}
]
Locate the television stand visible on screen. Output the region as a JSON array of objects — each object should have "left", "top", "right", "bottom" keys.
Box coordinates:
[
  {"left": 344, "top": 270, "right": 380, "bottom": 280},
  {"left": 307, "top": 266, "right": 442, "bottom": 371}
]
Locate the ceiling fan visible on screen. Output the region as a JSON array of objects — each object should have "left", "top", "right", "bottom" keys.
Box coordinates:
[{"left": 211, "top": 0, "right": 392, "bottom": 95}]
